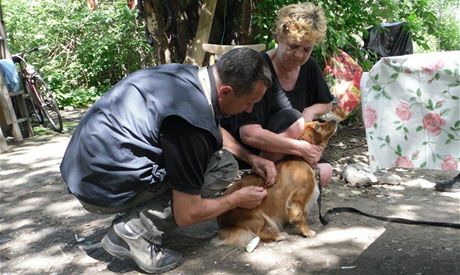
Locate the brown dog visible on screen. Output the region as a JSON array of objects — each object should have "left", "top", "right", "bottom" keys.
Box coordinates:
[{"left": 216, "top": 120, "right": 337, "bottom": 247}]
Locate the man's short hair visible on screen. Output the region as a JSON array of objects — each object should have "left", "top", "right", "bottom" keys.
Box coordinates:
[{"left": 215, "top": 47, "right": 272, "bottom": 96}]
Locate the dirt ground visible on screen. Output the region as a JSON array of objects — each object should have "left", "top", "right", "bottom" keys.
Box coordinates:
[{"left": 1, "top": 109, "right": 459, "bottom": 274}]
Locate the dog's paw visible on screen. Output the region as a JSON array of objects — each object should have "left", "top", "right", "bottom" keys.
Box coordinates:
[
  {"left": 274, "top": 234, "right": 286, "bottom": 242},
  {"left": 301, "top": 229, "right": 316, "bottom": 238}
]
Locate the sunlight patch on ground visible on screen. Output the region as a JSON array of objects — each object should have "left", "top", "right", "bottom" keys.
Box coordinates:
[
  {"left": 314, "top": 226, "right": 385, "bottom": 248},
  {"left": 45, "top": 199, "right": 87, "bottom": 218},
  {"left": 385, "top": 184, "right": 406, "bottom": 191},
  {"left": 1, "top": 167, "right": 23, "bottom": 177},
  {"left": 404, "top": 179, "right": 436, "bottom": 189},
  {"left": 17, "top": 227, "right": 58, "bottom": 245},
  {"left": 3, "top": 226, "right": 58, "bottom": 255},
  {"left": 438, "top": 192, "right": 460, "bottom": 199},
  {"left": 13, "top": 248, "right": 74, "bottom": 273},
  {"left": 2, "top": 163, "right": 61, "bottom": 187},
  {"left": 246, "top": 247, "right": 288, "bottom": 266},
  {"left": 7, "top": 218, "right": 34, "bottom": 231},
  {"left": 236, "top": 226, "right": 386, "bottom": 273},
  {"left": 389, "top": 204, "right": 425, "bottom": 219},
  {"left": 5, "top": 197, "right": 47, "bottom": 216},
  {"left": 0, "top": 136, "right": 68, "bottom": 168}
]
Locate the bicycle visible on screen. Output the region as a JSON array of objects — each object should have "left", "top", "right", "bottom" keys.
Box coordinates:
[{"left": 12, "top": 46, "right": 63, "bottom": 132}]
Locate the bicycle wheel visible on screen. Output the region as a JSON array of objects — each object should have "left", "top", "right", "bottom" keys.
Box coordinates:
[
  {"left": 32, "top": 75, "right": 63, "bottom": 132},
  {"left": 23, "top": 80, "right": 44, "bottom": 124}
]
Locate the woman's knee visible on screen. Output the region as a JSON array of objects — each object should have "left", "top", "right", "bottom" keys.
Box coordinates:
[{"left": 318, "top": 163, "right": 332, "bottom": 187}]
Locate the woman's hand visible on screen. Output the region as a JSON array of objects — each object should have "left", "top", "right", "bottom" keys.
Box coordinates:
[
  {"left": 247, "top": 154, "right": 277, "bottom": 187},
  {"left": 298, "top": 140, "right": 322, "bottom": 165}
]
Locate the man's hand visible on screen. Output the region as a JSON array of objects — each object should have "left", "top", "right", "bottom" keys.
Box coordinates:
[
  {"left": 247, "top": 154, "right": 277, "bottom": 187},
  {"left": 221, "top": 126, "right": 276, "bottom": 186},
  {"left": 173, "top": 185, "right": 267, "bottom": 227},
  {"left": 299, "top": 140, "right": 322, "bottom": 166},
  {"left": 234, "top": 186, "right": 267, "bottom": 209}
]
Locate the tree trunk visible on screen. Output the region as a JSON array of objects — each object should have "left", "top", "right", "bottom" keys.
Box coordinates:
[{"left": 139, "top": 0, "right": 259, "bottom": 65}]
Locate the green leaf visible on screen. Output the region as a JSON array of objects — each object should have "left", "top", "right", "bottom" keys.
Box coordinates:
[
  {"left": 385, "top": 135, "right": 391, "bottom": 143},
  {"left": 426, "top": 99, "right": 434, "bottom": 110},
  {"left": 373, "top": 85, "right": 382, "bottom": 91},
  {"left": 416, "top": 126, "right": 423, "bottom": 132},
  {"left": 396, "top": 144, "right": 402, "bottom": 154},
  {"left": 440, "top": 109, "right": 450, "bottom": 116}
]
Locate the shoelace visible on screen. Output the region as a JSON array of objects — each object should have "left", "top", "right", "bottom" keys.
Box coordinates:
[{"left": 150, "top": 244, "right": 164, "bottom": 261}]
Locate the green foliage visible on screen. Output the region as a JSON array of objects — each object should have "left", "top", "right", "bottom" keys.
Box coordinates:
[
  {"left": 253, "top": 0, "right": 458, "bottom": 70},
  {"left": 3, "top": 0, "right": 458, "bottom": 109},
  {"left": 437, "top": 16, "right": 460, "bottom": 50},
  {"left": 3, "top": 0, "right": 155, "bottom": 107},
  {"left": 430, "top": 0, "right": 460, "bottom": 51}
]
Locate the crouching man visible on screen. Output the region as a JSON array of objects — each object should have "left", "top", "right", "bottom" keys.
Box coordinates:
[{"left": 60, "top": 48, "right": 276, "bottom": 273}]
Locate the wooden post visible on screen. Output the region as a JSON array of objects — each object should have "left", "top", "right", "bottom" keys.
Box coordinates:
[
  {"left": 183, "top": 0, "right": 217, "bottom": 65},
  {"left": 0, "top": 73, "right": 22, "bottom": 142},
  {"left": 0, "top": 122, "right": 9, "bottom": 152},
  {"left": 0, "top": 15, "right": 24, "bottom": 147}
]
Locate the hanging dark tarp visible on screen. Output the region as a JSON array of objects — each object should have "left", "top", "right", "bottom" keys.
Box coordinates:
[{"left": 364, "top": 22, "right": 413, "bottom": 57}]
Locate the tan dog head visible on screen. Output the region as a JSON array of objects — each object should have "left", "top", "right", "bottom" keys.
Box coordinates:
[{"left": 299, "top": 120, "right": 337, "bottom": 150}]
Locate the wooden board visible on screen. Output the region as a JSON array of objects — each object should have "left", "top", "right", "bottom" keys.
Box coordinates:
[{"left": 183, "top": 0, "right": 217, "bottom": 65}]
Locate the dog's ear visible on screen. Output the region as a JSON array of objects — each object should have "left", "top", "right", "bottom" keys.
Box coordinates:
[
  {"left": 317, "top": 121, "right": 337, "bottom": 149},
  {"left": 299, "top": 121, "right": 318, "bottom": 144},
  {"left": 300, "top": 120, "right": 337, "bottom": 149}
]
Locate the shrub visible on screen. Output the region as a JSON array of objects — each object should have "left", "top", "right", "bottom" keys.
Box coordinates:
[{"left": 3, "top": 0, "right": 155, "bottom": 107}]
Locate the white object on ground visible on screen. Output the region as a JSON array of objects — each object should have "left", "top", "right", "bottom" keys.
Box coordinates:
[{"left": 245, "top": 236, "right": 260, "bottom": 253}]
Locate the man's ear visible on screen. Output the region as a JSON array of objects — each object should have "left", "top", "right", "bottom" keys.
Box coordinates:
[{"left": 218, "top": 85, "right": 233, "bottom": 97}]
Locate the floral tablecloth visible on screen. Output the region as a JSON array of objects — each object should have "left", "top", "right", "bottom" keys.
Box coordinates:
[{"left": 361, "top": 51, "right": 460, "bottom": 172}]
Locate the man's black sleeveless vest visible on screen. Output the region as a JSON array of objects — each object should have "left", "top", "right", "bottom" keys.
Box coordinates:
[{"left": 60, "top": 64, "right": 221, "bottom": 207}]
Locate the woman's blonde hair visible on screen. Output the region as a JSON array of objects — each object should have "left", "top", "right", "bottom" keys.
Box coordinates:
[{"left": 274, "top": 3, "right": 327, "bottom": 44}]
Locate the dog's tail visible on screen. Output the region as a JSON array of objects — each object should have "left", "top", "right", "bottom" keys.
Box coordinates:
[{"left": 212, "top": 227, "right": 256, "bottom": 248}]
